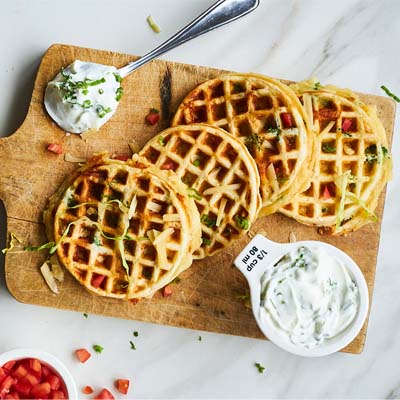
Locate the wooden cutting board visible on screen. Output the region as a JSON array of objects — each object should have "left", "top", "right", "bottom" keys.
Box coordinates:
[{"left": 0, "top": 44, "right": 395, "bottom": 354}]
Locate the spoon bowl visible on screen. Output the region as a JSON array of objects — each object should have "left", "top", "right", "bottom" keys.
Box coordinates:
[{"left": 234, "top": 234, "right": 369, "bottom": 357}]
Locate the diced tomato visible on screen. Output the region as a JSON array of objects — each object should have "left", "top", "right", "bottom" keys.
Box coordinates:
[
  {"left": 46, "top": 374, "right": 60, "bottom": 391},
  {"left": 0, "top": 376, "right": 15, "bottom": 398},
  {"left": 47, "top": 143, "right": 63, "bottom": 155},
  {"left": 91, "top": 274, "right": 105, "bottom": 289},
  {"left": 0, "top": 368, "right": 7, "bottom": 383},
  {"left": 342, "top": 118, "right": 352, "bottom": 132},
  {"left": 162, "top": 285, "right": 172, "bottom": 298},
  {"left": 50, "top": 389, "right": 66, "bottom": 399},
  {"left": 41, "top": 366, "right": 51, "bottom": 378},
  {"left": 83, "top": 385, "right": 94, "bottom": 395},
  {"left": 93, "top": 388, "right": 115, "bottom": 399},
  {"left": 11, "top": 364, "right": 28, "bottom": 380},
  {"left": 2, "top": 362, "right": 16, "bottom": 372},
  {"left": 21, "top": 371, "right": 40, "bottom": 386},
  {"left": 4, "top": 392, "right": 19, "bottom": 399},
  {"left": 112, "top": 154, "right": 130, "bottom": 161},
  {"left": 29, "top": 359, "right": 42, "bottom": 374},
  {"left": 145, "top": 109, "right": 160, "bottom": 125},
  {"left": 31, "top": 382, "right": 51, "bottom": 398},
  {"left": 322, "top": 185, "right": 332, "bottom": 200},
  {"left": 13, "top": 381, "right": 31, "bottom": 398},
  {"left": 75, "top": 349, "right": 91, "bottom": 364},
  {"left": 281, "top": 113, "right": 293, "bottom": 128},
  {"left": 115, "top": 379, "right": 129, "bottom": 395},
  {"left": 160, "top": 161, "right": 175, "bottom": 170}
]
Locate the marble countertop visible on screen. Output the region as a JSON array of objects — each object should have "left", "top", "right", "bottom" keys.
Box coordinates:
[{"left": 1, "top": 0, "right": 399, "bottom": 398}]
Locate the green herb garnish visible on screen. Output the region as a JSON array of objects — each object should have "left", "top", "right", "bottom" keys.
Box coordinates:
[
  {"left": 313, "top": 81, "right": 321, "bottom": 90},
  {"left": 202, "top": 237, "right": 212, "bottom": 246},
  {"left": 113, "top": 73, "right": 122, "bottom": 83},
  {"left": 365, "top": 145, "right": 389, "bottom": 164},
  {"left": 147, "top": 15, "right": 161, "bottom": 33},
  {"left": 193, "top": 159, "right": 201, "bottom": 167},
  {"left": 321, "top": 207, "right": 328, "bottom": 213},
  {"left": 198, "top": 336, "right": 202, "bottom": 341},
  {"left": 96, "top": 105, "right": 112, "bottom": 118},
  {"left": 115, "top": 87, "right": 123, "bottom": 102},
  {"left": 93, "top": 344, "right": 104, "bottom": 354},
  {"left": 255, "top": 363, "right": 265, "bottom": 374},
  {"left": 98, "top": 88, "right": 104, "bottom": 95},
  {"left": 201, "top": 214, "right": 216, "bottom": 228},
  {"left": 267, "top": 127, "right": 282, "bottom": 136},
  {"left": 82, "top": 99, "right": 92, "bottom": 109},
  {"left": 129, "top": 341, "right": 136, "bottom": 350},
  {"left": 24, "top": 242, "right": 56, "bottom": 252},
  {"left": 158, "top": 136, "right": 165, "bottom": 146},
  {"left": 83, "top": 313, "right": 88, "bottom": 318},
  {"left": 245, "top": 134, "right": 262, "bottom": 151},
  {"left": 234, "top": 215, "right": 249, "bottom": 230},
  {"left": 133, "top": 331, "right": 139, "bottom": 337},
  {"left": 93, "top": 234, "right": 101, "bottom": 246},
  {"left": 322, "top": 143, "right": 336, "bottom": 153},
  {"left": 187, "top": 187, "right": 202, "bottom": 201},
  {"left": 381, "top": 85, "right": 400, "bottom": 102}
]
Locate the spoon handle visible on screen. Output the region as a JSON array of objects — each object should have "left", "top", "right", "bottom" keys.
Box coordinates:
[{"left": 118, "top": 0, "right": 259, "bottom": 77}]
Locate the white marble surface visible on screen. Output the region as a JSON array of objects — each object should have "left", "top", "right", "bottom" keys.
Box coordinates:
[{"left": 0, "top": 0, "right": 399, "bottom": 398}]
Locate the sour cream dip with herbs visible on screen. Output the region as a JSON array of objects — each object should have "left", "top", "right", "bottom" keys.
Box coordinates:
[
  {"left": 260, "top": 246, "right": 359, "bottom": 349},
  {"left": 44, "top": 60, "right": 123, "bottom": 134}
]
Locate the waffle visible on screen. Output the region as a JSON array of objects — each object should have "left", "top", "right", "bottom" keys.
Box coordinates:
[
  {"left": 44, "top": 153, "right": 202, "bottom": 299},
  {"left": 172, "top": 73, "right": 314, "bottom": 215},
  {"left": 280, "top": 80, "right": 392, "bottom": 235},
  {"left": 139, "top": 124, "right": 261, "bottom": 258}
]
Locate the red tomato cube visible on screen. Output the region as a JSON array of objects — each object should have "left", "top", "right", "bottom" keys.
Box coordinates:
[
  {"left": 41, "top": 366, "right": 51, "bottom": 378},
  {"left": 162, "top": 285, "right": 172, "bottom": 298},
  {"left": 93, "top": 388, "right": 115, "bottom": 399},
  {"left": 322, "top": 185, "right": 332, "bottom": 200},
  {"left": 342, "top": 118, "right": 352, "bottom": 132},
  {"left": 11, "top": 364, "right": 28, "bottom": 380},
  {"left": 29, "top": 359, "right": 42, "bottom": 374},
  {"left": 115, "top": 379, "right": 130, "bottom": 395},
  {"left": 13, "top": 381, "right": 31, "bottom": 397},
  {"left": 31, "top": 382, "right": 51, "bottom": 398},
  {"left": 2, "top": 362, "right": 16, "bottom": 372},
  {"left": 50, "top": 389, "right": 66, "bottom": 399},
  {"left": 145, "top": 109, "right": 160, "bottom": 125},
  {"left": 22, "top": 372, "right": 40, "bottom": 386},
  {"left": 46, "top": 374, "right": 61, "bottom": 391},
  {"left": 82, "top": 385, "right": 94, "bottom": 394},
  {"left": 75, "top": 349, "right": 91, "bottom": 363},
  {"left": 281, "top": 112, "right": 293, "bottom": 128},
  {"left": 91, "top": 274, "right": 105, "bottom": 289},
  {"left": 112, "top": 154, "right": 130, "bottom": 161},
  {"left": 0, "top": 367, "right": 7, "bottom": 383},
  {"left": 47, "top": 143, "right": 63, "bottom": 155}
]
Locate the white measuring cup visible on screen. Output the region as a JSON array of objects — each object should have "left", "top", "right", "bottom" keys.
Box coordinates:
[{"left": 234, "top": 234, "right": 369, "bottom": 357}]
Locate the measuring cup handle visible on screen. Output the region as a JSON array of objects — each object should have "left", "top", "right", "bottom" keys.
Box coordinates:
[{"left": 234, "top": 235, "right": 286, "bottom": 283}]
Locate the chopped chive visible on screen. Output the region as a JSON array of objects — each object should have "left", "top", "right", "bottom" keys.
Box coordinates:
[
  {"left": 83, "top": 313, "right": 88, "bottom": 318},
  {"left": 202, "top": 237, "right": 212, "bottom": 246},
  {"left": 198, "top": 336, "right": 202, "bottom": 341},
  {"left": 254, "top": 362, "right": 265, "bottom": 374},
  {"left": 98, "top": 88, "right": 104, "bottom": 95},
  {"left": 115, "top": 87, "right": 123, "bottom": 102},
  {"left": 322, "top": 143, "right": 336, "bottom": 153},
  {"left": 193, "top": 159, "right": 200, "bottom": 167},
  {"left": 113, "top": 73, "right": 122, "bottom": 83},
  {"left": 129, "top": 341, "right": 136, "bottom": 350},
  {"left": 147, "top": 15, "right": 161, "bottom": 33},
  {"left": 187, "top": 187, "right": 202, "bottom": 201},
  {"left": 234, "top": 215, "right": 249, "bottom": 230},
  {"left": 381, "top": 85, "right": 400, "bottom": 102},
  {"left": 201, "top": 214, "right": 216, "bottom": 228},
  {"left": 24, "top": 242, "right": 55, "bottom": 252},
  {"left": 93, "top": 344, "right": 104, "bottom": 354},
  {"left": 133, "top": 331, "right": 139, "bottom": 337}
]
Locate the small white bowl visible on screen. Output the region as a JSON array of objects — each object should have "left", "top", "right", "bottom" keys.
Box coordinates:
[
  {"left": 0, "top": 348, "right": 77, "bottom": 399},
  {"left": 235, "top": 234, "right": 369, "bottom": 357}
]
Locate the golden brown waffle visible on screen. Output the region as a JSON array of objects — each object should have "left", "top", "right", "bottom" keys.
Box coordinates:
[
  {"left": 172, "top": 73, "right": 314, "bottom": 215},
  {"left": 44, "top": 153, "right": 202, "bottom": 299},
  {"left": 139, "top": 124, "right": 261, "bottom": 259},
  {"left": 280, "top": 81, "right": 392, "bottom": 235}
]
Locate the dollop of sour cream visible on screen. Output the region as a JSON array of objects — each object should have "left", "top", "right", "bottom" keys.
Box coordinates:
[
  {"left": 44, "top": 60, "right": 123, "bottom": 134},
  {"left": 260, "top": 246, "right": 359, "bottom": 349}
]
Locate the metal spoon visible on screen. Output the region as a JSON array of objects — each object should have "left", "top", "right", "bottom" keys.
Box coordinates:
[{"left": 44, "top": 0, "right": 260, "bottom": 134}]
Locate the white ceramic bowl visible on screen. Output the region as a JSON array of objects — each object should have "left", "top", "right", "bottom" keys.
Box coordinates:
[
  {"left": 235, "top": 234, "right": 370, "bottom": 357},
  {"left": 0, "top": 348, "right": 77, "bottom": 399}
]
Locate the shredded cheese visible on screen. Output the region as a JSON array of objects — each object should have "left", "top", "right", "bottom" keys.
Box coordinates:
[
  {"left": 203, "top": 184, "right": 241, "bottom": 196},
  {"left": 129, "top": 141, "right": 140, "bottom": 154},
  {"left": 262, "top": 140, "right": 274, "bottom": 150},
  {"left": 153, "top": 228, "right": 174, "bottom": 246},
  {"left": 64, "top": 153, "right": 87, "bottom": 163},
  {"left": 320, "top": 120, "right": 335, "bottom": 136},
  {"left": 40, "top": 262, "right": 59, "bottom": 294},
  {"left": 343, "top": 144, "right": 355, "bottom": 155},
  {"left": 48, "top": 254, "right": 64, "bottom": 282},
  {"left": 148, "top": 201, "right": 162, "bottom": 213},
  {"left": 128, "top": 195, "right": 137, "bottom": 219},
  {"left": 266, "top": 164, "right": 280, "bottom": 193},
  {"left": 163, "top": 214, "right": 180, "bottom": 222},
  {"left": 303, "top": 94, "right": 314, "bottom": 129},
  {"left": 216, "top": 198, "right": 227, "bottom": 227}
]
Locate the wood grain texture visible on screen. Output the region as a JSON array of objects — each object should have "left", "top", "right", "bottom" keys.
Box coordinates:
[{"left": 0, "top": 44, "right": 395, "bottom": 354}]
